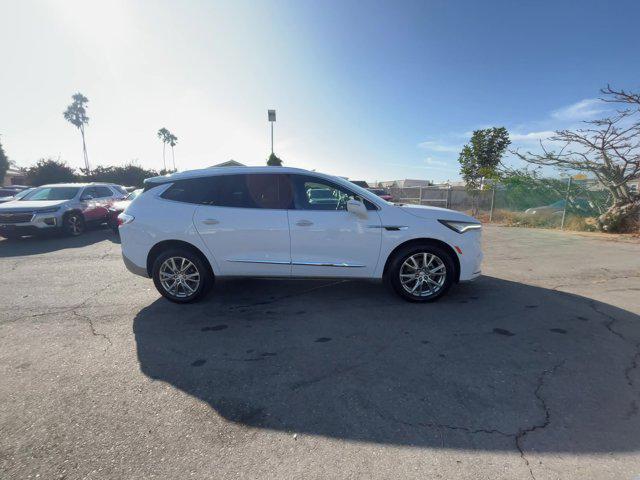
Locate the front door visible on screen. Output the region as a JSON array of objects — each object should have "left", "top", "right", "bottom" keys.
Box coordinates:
[
  {"left": 288, "top": 175, "right": 382, "bottom": 278},
  {"left": 193, "top": 173, "right": 293, "bottom": 276}
]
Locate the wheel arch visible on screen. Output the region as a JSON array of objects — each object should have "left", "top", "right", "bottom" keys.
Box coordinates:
[
  {"left": 62, "top": 209, "right": 84, "bottom": 220},
  {"left": 382, "top": 238, "right": 460, "bottom": 282},
  {"left": 146, "top": 239, "right": 214, "bottom": 278}
]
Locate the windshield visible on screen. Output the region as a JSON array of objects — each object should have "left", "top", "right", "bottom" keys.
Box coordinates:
[
  {"left": 13, "top": 188, "right": 34, "bottom": 200},
  {"left": 21, "top": 187, "right": 80, "bottom": 201}
]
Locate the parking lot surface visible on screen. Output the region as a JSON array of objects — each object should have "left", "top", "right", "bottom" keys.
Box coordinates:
[{"left": 1, "top": 225, "right": 639, "bottom": 480}]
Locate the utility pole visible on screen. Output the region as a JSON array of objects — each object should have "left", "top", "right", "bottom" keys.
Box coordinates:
[{"left": 268, "top": 109, "right": 276, "bottom": 154}]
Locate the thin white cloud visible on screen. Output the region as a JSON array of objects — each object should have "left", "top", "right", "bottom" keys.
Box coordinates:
[
  {"left": 418, "top": 141, "right": 461, "bottom": 153},
  {"left": 510, "top": 130, "right": 555, "bottom": 142},
  {"left": 424, "top": 156, "right": 450, "bottom": 167},
  {"left": 551, "top": 98, "right": 606, "bottom": 121}
]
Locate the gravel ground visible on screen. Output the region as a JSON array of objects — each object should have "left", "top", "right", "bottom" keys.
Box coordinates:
[{"left": 1, "top": 224, "right": 639, "bottom": 480}]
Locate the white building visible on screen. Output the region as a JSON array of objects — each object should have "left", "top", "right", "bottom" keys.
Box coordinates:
[{"left": 2, "top": 167, "right": 26, "bottom": 186}]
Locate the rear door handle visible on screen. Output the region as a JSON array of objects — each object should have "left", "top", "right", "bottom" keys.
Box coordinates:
[
  {"left": 202, "top": 219, "right": 219, "bottom": 225},
  {"left": 296, "top": 220, "right": 314, "bottom": 227}
]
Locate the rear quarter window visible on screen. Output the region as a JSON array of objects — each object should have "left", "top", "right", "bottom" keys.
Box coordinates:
[{"left": 160, "top": 178, "right": 217, "bottom": 204}]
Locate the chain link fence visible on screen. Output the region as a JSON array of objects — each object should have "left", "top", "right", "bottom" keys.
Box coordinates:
[{"left": 385, "top": 180, "right": 613, "bottom": 231}]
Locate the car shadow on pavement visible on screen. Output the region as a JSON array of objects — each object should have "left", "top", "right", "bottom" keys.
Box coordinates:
[
  {"left": 0, "top": 226, "right": 119, "bottom": 257},
  {"left": 133, "top": 276, "right": 640, "bottom": 453}
]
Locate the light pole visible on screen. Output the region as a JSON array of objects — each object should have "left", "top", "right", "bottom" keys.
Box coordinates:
[{"left": 268, "top": 109, "right": 276, "bottom": 154}]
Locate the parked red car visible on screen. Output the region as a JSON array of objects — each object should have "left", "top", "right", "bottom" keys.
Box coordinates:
[
  {"left": 367, "top": 188, "right": 394, "bottom": 202},
  {"left": 108, "top": 188, "right": 142, "bottom": 232}
]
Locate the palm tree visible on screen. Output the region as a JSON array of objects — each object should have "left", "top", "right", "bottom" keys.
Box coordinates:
[
  {"left": 63, "top": 93, "right": 90, "bottom": 172},
  {"left": 157, "top": 128, "right": 170, "bottom": 171},
  {"left": 168, "top": 132, "right": 178, "bottom": 171}
]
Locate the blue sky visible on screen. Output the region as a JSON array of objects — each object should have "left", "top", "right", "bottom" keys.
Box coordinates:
[{"left": 1, "top": 0, "right": 639, "bottom": 182}]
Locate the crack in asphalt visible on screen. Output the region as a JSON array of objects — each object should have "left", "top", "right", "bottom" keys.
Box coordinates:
[
  {"left": 590, "top": 300, "right": 626, "bottom": 341},
  {"left": 2, "top": 282, "right": 115, "bottom": 325},
  {"left": 365, "top": 362, "right": 564, "bottom": 480},
  {"left": 588, "top": 300, "right": 640, "bottom": 394},
  {"left": 73, "top": 309, "right": 112, "bottom": 346},
  {"left": 515, "top": 362, "right": 564, "bottom": 480},
  {"left": 625, "top": 344, "right": 640, "bottom": 389}
]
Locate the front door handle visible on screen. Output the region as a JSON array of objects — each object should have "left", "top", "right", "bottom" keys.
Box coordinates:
[
  {"left": 296, "top": 219, "right": 313, "bottom": 227},
  {"left": 202, "top": 219, "right": 219, "bottom": 225}
]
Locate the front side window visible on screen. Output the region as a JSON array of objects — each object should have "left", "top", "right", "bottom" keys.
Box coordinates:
[
  {"left": 22, "top": 187, "right": 80, "bottom": 201},
  {"left": 292, "top": 175, "right": 376, "bottom": 211}
]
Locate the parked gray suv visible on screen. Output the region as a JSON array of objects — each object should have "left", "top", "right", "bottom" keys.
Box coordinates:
[{"left": 0, "top": 183, "right": 127, "bottom": 239}]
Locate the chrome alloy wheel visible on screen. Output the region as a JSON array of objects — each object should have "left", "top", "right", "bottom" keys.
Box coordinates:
[
  {"left": 67, "top": 215, "right": 83, "bottom": 235},
  {"left": 159, "top": 256, "right": 201, "bottom": 298},
  {"left": 399, "top": 252, "right": 447, "bottom": 297}
]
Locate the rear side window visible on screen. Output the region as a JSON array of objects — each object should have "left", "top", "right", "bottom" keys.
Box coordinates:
[
  {"left": 161, "top": 177, "right": 215, "bottom": 204},
  {"left": 161, "top": 174, "right": 293, "bottom": 209},
  {"left": 218, "top": 174, "right": 293, "bottom": 209},
  {"left": 93, "top": 186, "right": 114, "bottom": 198}
]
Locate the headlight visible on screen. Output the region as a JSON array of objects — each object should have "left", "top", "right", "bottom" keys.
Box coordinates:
[
  {"left": 438, "top": 219, "right": 482, "bottom": 233},
  {"left": 36, "top": 207, "right": 60, "bottom": 214}
]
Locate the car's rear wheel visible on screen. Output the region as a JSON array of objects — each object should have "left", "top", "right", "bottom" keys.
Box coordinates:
[
  {"left": 63, "top": 213, "right": 85, "bottom": 236},
  {"left": 152, "top": 249, "right": 213, "bottom": 303},
  {"left": 387, "top": 244, "right": 455, "bottom": 302}
]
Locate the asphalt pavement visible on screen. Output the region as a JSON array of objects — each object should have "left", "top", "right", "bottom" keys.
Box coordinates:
[{"left": 1, "top": 225, "right": 639, "bottom": 480}]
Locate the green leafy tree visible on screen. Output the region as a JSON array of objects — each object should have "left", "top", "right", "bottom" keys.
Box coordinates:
[
  {"left": 63, "top": 93, "right": 91, "bottom": 172},
  {"left": 0, "top": 138, "right": 9, "bottom": 185},
  {"left": 267, "top": 152, "right": 283, "bottom": 166},
  {"left": 83, "top": 163, "right": 159, "bottom": 187},
  {"left": 458, "top": 127, "right": 511, "bottom": 190},
  {"left": 25, "top": 159, "right": 77, "bottom": 186},
  {"left": 458, "top": 127, "right": 511, "bottom": 215}
]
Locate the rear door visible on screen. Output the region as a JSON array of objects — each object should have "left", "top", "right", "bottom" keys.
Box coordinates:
[
  {"left": 192, "top": 173, "right": 294, "bottom": 276},
  {"left": 288, "top": 174, "right": 382, "bottom": 278},
  {"left": 79, "top": 187, "right": 103, "bottom": 222}
]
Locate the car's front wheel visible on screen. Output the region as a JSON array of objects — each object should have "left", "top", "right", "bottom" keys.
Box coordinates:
[
  {"left": 387, "top": 244, "right": 455, "bottom": 302},
  {"left": 63, "top": 212, "right": 85, "bottom": 236},
  {"left": 151, "top": 249, "right": 213, "bottom": 303}
]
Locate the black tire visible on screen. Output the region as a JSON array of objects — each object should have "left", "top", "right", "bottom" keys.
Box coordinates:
[
  {"left": 387, "top": 244, "right": 455, "bottom": 302},
  {"left": 63, "top": 212, "right": 86, "bottom": 236},
  {"left": 152, "top": 248, "right": 213, "bottom": 303}
]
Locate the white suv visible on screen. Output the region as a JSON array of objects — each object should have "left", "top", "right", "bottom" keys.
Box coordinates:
[{"left": 119, "top": 167, "right": 482, "bottom": 303}]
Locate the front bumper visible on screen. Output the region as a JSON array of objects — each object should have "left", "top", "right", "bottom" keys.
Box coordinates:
[
  {"left": 0, "top": 213, "right": 61, "bottom": 237},
  {"left": 0, "top": 224, "right": 43, "bottom": 237}
]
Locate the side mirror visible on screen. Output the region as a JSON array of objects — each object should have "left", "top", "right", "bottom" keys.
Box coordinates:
[
  {"left": 81, "top": 194, "right": 94, "bottom": 201},
  {"left": 347, "top": 199, "right": 368, "bottom": 219}
]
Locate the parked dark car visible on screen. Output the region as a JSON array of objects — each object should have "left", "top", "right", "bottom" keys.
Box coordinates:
[
  {"left": 0, "top": 187, "right": 35, "bottom": 204},
  {"left": 108, "top": 188, "right": 143, "bottom": 232}
]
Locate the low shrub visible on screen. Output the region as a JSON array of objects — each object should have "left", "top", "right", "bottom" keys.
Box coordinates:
[{"left": 490, "top": 209, "right": 596, "bottom": 231}]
